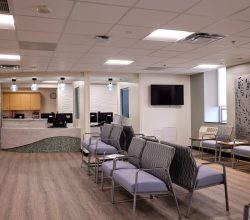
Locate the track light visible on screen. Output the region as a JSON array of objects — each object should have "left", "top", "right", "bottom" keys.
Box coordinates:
[
  {"left": 10, "top": 78, "right": 18, "bottom": 92},
  {"left": 31, "top": 77, "right": 39, "bottom": 91},
  {"left": 59, "top": 77, "right": 66, "bottom": 91},
  {"left": 107, "top": 78, "right": 113, "bottom": 91}
]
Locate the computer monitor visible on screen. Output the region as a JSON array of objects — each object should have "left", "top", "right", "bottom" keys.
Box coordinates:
[
  {"left": 56, "top": 113, "right": 73, "bottom": 123},
  {"left": 98, "top": 112, "right": 113, "bottom": 124},
  {"left": 90, "top": 112, "right": 98, "bottom": 123},
  {"left": 41, "top": 113, "right": 55, "bottom": 123}
]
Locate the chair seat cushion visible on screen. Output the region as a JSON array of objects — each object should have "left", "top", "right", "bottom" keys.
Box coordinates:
[
  {"left": 113, "top": 169, "right": 168, "bottom": 193},
  {"left": 89, "top": 142, "right": 118, "bottom": 155},
  {"left": 102, "top": 161, "right": 137, "bottom": 177},
  {"left": 81, "top": 140, "right": 97, "bottom": 149},
  {"left": 234, "top": 145, "right": 250, "bottom": 157},
  {"left": 196, "top": 166, "right": 224, "bottom": 188},
  {"left": 202, "top": 140, "right": 217, "bottom": 149}
]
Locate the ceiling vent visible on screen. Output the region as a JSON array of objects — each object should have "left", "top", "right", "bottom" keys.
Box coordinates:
[
  {"left": 19, "top": 41, "right": 57, "bottom": 51},
  {"left": 0, "top": 64, "right": 20, "bottom": 71},
  {"left": 144, "top": 67, "right": 167, "bottom": 71},
  {"left": 182, "top": 32, "right": 224, "bottom": 44},
  {"left": 0, "top": 0, "right": 10, "bottom": 13}
]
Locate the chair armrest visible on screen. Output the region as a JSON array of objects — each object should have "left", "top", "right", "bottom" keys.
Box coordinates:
[
  {"left": 113, "top": 155, "right": 138, "bottom": 169},
  {"left": 198, "top": 162, "right": 226, "bottom": 176},
  {"left": 135, "top": 133, "right": 145, "bottom": 137}
]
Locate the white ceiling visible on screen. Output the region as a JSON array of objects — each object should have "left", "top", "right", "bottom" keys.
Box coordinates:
[{"left": 1, "top": 0, "right": 250, "bottom": 76}]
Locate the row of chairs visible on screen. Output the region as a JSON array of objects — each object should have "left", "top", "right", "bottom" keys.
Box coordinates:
[{"left": 81, "top": 126, "right": 229, "bottom": 218}]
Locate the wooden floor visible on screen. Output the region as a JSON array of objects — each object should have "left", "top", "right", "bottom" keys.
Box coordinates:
[{"left": 0, "top": 151, "right": 249, "bottom": 220}]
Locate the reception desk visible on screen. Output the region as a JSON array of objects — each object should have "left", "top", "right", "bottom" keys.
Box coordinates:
[{"left": 1, "top": 119, "right": 81, "bottom": 152}]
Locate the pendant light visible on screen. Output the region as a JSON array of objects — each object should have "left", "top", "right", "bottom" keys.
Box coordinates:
[
  {"left": 31, "top": 77, "right": 39, "bottom": 91},
  {"left": 59, "top": 77, "right": 66, "bottom": 91},
  {"left": 10, "top": 78, "right": 18, "bottom": 92},
  {"left": 107, "top": 78, "right": 113, "bottom": 91}
]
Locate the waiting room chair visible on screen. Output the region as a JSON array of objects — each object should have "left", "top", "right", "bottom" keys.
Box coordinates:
[
  {"left": 201, "top": 125, "right": 233, "bottom": 161},
  {"left": 161, "top": 141, "right": 229, "bottom": 217},
  {"left": 101, "top": 137, "right": 146, "bottom": 190},
  {"left": 111, "top": 141, "right": 181, "bottom": 218},
  {"left": 81, "top": 123, "right": 113, "bottom": 172}
]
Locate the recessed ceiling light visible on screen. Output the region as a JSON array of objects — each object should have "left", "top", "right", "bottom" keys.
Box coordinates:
[
  {"left": 0, "top": 14, "right": 15, "bottom": 30},
  {"left": 0, "top": 54, "right": 20, "bottom": 61},
  {"left": 36, "top": 5, "right": 52, "bottom": 14},
  {"left": 42, "top": 81, "right": 58, "bottom": 83},
  {"left": 194, "top": 64, "right": 221, "bottom": 69},
  {"left": 143, "top": 29, "right": 194, "bottom": 42},
  {"left": 104, "top": 59, "right": 134, "bottom": 65}
]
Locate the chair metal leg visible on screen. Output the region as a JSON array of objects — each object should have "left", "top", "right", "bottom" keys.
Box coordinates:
[
  {"left": 101, "top": 170, "right": 104, "bottom": 191},
  {"left": 80, "top": 149, "right": 84, "bottom": 168},
  {"left": 172, "top": 191, "right": 182, "bottom": 219},
  {"left": 223, "top": 165, "right": 229, "bottom": 211},
  {"left": 132, "top": 193, "right": 137, "bottom": 215},
  {"left": 111, "top": 179, "right": 115, "bottom": 204},
  {"left": 186, "top": 189, "right": 195, "bottom": 218},
  {"left": 214, "top": 148, "right": 217, "bottom": 162},
  {"left": 219, "top": 146, "right": 222, "bottom": 162},
  {"left": 87, "top": 153, "right": 91, "bottom": 175}
]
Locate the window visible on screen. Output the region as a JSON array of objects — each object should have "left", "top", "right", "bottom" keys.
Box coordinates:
[{"left": 204, "top": 67, "right": 227, "bottom": 123}]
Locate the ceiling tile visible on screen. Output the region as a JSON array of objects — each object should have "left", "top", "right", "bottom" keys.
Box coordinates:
[
  {"left": 56, "top": 44, "right": 91, "bottom": 53},
  {"left": 210, "top": 36, "right": 250, "bottom": 48},
  {"left": 0, "top": 30, "right": 17, "bottom": 41},
  {"left": 22, "top": 66, "right": 48, "bottom": 72},
  {"left": 235, "top": 28, "right": 250, "bottom": 37},
  {"left": 21, "top": 55, "right": 51, "bottom": 65},
  {"left": 118, "top": 48, "right": 155, "bottom": 56},
  {"left": 135, "top": 0, "right": 199, "bottom": 12},
  {"left": 119, "top": 8, "right": 177, "bottom": 28},
  {"left": 59, "top": 34, "right": 96, "bottom": 45},
  {"left": 64, "top": 21, "right": 112, "bottom": 35},
  {"left": 17, "top": 31, "right": 60, "bottom": 43},
  {"left": 12, "top": 0, "right": 74, "bottom": 19},
  {"left": 53, "top": 51, "right": 84, "bottom": 60},
  {"left": 82, "top": 0, "right": 137, "bottom": 6},
  {"left": 163, "top": 42, "right": 202, "bottom": 52},
  {"left": 186, "top": 0, "right": 250, "bottom": 19},
  {"left": 131, "top": 40, "right": 170, "bottom": 50},
  {"left": 149, "top": 50, "right": 182, "bottom": 58},
  {"left": 108, "top": 25, "right": 154, "bottom": 39},
  {"left": 99, "top": 38, "right": 138, "bottom": 48},
  {"left": 88, "top": 46, "right": 124, "bottom": 56},
  {"left": 15, "top": 16, "right": 65, "bottom": 33},
  {"left": 70, "top": 2, "right": 128, "bottom": 23},
  {"left": 201, "top": 20, "right": 250, "bottom": 35},
  {"left": 230, "top": 7, "right": 250, "bottom": 21},
  {"left": 162, "top": 14, "right": 217, "bottom": 32},
  {"left": 20, "top": 49, "right": 53, "bottom": 58},
  {"left": 0, "top": 40, "right": 19, "bottom": 49}
]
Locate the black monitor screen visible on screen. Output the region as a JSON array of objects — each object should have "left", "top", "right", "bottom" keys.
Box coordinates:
[
  {"left": 41, "top": 113, "right": 55, "bottom": 123},
  {"left": 98, "top": 112, "right": 113, "bottom": 124},
  {"left": 151, "top": 85, "right": 184, "bottom": 105},
  {"left": 56, "top": 113, "right": 73, "bottom": 123},
  {"left": 90, "top": 112, "right": 98, "bottom": 123},
  {"left": 15, "top": 113, "right": 25, "bottom": 119}
]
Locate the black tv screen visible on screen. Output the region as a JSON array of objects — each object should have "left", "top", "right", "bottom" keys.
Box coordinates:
[{"left": 151, "top": 85, "right": 184, "bottom": 105}]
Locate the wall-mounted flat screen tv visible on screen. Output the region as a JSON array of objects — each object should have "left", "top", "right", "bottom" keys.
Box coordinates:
[{"left": 151, "top": 85, "right": 184, "bottom": 105}]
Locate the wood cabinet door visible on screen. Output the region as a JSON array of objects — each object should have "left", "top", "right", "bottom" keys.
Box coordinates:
[
  {"left": 9, "top": 93, "right": 22, "bottom": 110},
  {"left": 30, "top": 93, "right": 41, "bottom": 110},
  {"left": 20, "top": 93, "right": 31, "bottom": 110},
  {"left": 2, "top": 93, "right": 10, "bottom": 110}
]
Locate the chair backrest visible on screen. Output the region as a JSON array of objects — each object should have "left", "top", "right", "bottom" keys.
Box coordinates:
[
  {"left": 119, "top": 125, "right": 136, "bottom": 151},
  {"left": 127, "top": 137, "right": 146, "bottom": 167},
  {"left": 198, "top": 126, "right": 218, "bottom": 138},
  {"left": 216, "top": 125, "right": 233, "bottom": 142},
  {"left": 161, "top": 141, "right": 197, "bottom": 189},
  {"left": 141, "top": 141, "right": 175, "bottom": 187},
  {"left": 100, "top": 123, "right": 113, "bottom": 144},
  {"left": 109, "top": 124, "right": 123, "bottom": 150}
]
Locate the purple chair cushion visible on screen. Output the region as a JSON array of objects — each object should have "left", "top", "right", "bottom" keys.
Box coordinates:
[
  {"left": 234, "top": 146, "right": 250, "bottom": 157},
  {"left": 196, "top": 166, "right": 224, "bottom": 188},
  {"left": 113, "top": 169, "right": 168, "bottom": 193},
  {"left": 82, "top": 140, "right": 97, "bottom": 149},
  {"left": 102, "top": 160, "right": 137, "bottom": 177},
  {"left": 89, "top": 142, "right": 118, "bottom": 155},
  {"left": 202, "top": 140, "right": 218, "bottom": 149}
]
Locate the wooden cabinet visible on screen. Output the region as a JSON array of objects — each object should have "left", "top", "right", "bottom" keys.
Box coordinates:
[
  {"left": 2, "top": 93, "right": 10, "bottom": 110},
  {"left": 30, "top": 93, "right": 41, "bottom": 110},
  {"left": 2, "top": 92, "right": 41, "bottom": 110}
]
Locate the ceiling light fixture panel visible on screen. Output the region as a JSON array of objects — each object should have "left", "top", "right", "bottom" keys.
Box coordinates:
[
  {"left": 105, "top": 59, "right": 134, "bottom": 65},
  {"left": 194, "top": 64, "right": 221, "bottom": 69},
  {"left": 0, "top": 14, "right": 15, "bottom": 30},
  {"left": 0, "top": 54, "right": 20, "bottom": 61},
  {"left": 144, "top": 29, "right": 194, "bottom": 42}
]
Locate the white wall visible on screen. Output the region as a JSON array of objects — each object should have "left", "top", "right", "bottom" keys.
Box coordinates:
[
  {"left": 139, "top": 73, "right": 191, "bottom": 146},
  {"left": 40, "top": 88, "right": 57, "bottom": 113},
  {"left": 90, "top": 84, "right": 118, "bottom": 113},
  {"left": 117, "top": 82, "right": 140, "bottom": 133},
  {"left": 73, "top": 81, "right": 84, "bottom": 129},
  {"left": 57, "top": 83, "right": 73, "bottom": 113}
]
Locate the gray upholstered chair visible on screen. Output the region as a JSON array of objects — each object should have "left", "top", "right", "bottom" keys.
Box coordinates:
[
  {"left": 81, "top": 123, "right": 113, "bottom": 170},
  {"left": 89, "top": 124, "right": 123, "bottom": 182},
  {"left": 101, "top": 137, "right": 146, "bottom": 190},
  {"left": 233, "top": 145, "right": 250, "bottom": 168},
  {"left": 111, "top": 141, "right": 181, "bottom": 218},
  {"left": 161, "top": 141, "right": 229, "bottom": 217},
  {"left": 201, "top": 125, "right": 233, "bottom": 161}
]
